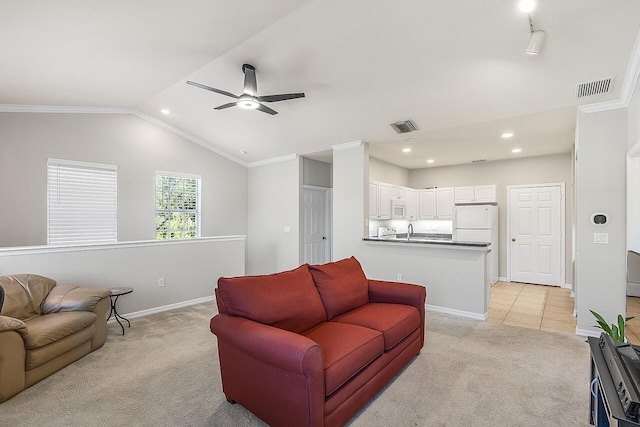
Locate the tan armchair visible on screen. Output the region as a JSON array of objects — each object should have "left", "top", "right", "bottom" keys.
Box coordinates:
[{"left": 0, "top": 274, "right": 111, "bottom": 402}]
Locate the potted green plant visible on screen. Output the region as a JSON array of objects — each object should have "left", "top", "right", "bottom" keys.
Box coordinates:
[{"left": 590, "top": 309, "right": 635, "bottom": 342}]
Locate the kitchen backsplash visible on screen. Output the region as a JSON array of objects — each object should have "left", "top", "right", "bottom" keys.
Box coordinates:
[{"left": 368, "top": 219, "right": 453, "bottom": 237}]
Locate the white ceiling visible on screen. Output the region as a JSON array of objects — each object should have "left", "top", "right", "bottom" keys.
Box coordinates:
[{"left": 2, "top": 0, "right": 640, "bottom": 169}]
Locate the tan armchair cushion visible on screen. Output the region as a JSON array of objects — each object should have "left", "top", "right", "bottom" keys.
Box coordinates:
[
  {"left": 24, "top": 311, "right": 96, "bottom": 349},
  {"left": 42, "top": 285, "right": 111, "bottom": 314},
  {"left": 0, "top": 315, "right": 28, "bottom": 337},
  {"left": 0, "top": 275, "right": 57, "bottom": 320}
]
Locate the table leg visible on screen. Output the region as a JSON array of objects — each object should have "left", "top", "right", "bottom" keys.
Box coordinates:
[{"left": 108, "top": 294, "right": 131, "bottom": 335}]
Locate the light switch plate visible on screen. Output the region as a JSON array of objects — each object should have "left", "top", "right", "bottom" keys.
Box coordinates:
[{"left": 594, "top": 233, "right": 608, "bottom": 244}]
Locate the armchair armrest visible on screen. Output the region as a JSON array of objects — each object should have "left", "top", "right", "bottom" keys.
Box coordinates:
[
  {"left": 0, "top": 315, "right": 27, "bottom": 338},
  {"left": 42, "top": 285, "right": 111, "bottom": 314},
  {"left": 210, "top": 314, "right": 322, "bottom": 374}
]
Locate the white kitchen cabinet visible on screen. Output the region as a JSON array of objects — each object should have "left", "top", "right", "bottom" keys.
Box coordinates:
[
  {"left": 406, "top": 188, "right": 419, "bottom": 220},
  {"left": 454, "top": 185, "right": 497, "bottom": 204},
  {"left": 419, "top": 187, "right": 453, "bottom": 219},
  {"left": 436, "top": 187, "right": 454, "bottom": 219},
  {"left": 369, "top": 181, "right": 392, "bottom": 219},
  {"left": 390, "top": 185, "right": 406, "bottom": 200}
]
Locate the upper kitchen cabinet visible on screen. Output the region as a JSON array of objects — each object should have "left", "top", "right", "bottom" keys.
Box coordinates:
[
  {"left": 406, "top": 188, "right": 419, "bottom": 220},
  {"left": 454, "top": 185, "right": 497, "bottom": 204},
  {"left": 369, "top": 181, "right": 392, "bottom": 219},
  {"left": 419, "top": 187, "right": 453, "bottom": 220}
]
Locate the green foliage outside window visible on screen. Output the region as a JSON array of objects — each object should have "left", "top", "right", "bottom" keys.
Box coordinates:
[{"left": 155, "top": 174, "right": 200, "bottom": 239}]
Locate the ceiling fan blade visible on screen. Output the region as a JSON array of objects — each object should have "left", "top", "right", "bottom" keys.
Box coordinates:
[
  {"left": 214, "top": 102, "right": 237, "bottom": 110},
  {"left": 258, "top": 93, "right": 305, "bottom": 103},
  {"left": 186, "top": 81, "right": 238, "bottom": 100},
  {"left": 256, "top": 103, "right": 278, "bottom": 115},
  {"left": 242, "top": 64, "right": 257, "bottom": 96}
]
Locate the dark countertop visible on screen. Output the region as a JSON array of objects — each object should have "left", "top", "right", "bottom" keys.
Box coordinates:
[{"left": 363, "top": 234, "right": 490, "bottom": 248}]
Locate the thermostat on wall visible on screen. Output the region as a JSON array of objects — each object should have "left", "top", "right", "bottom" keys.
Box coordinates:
[{"left": 591, "top": 213, "right": 608, "bottom": 226}]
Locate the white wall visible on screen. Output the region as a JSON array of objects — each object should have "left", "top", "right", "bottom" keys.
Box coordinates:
[
  {"left": 0, "top": 237, "right": 245, "bottom": 315},
  {"left": 575, "top": 108, "right": 628, "bottom": 333},
  {"left": 0, "top": 112, "right": 248, "bottom": 247},
  {"left": 247, "top": 157, "right": 302, "bottom": 274},
  {"left": 369, "top": 157, "right": 410, "bottom": 186},
  {"left": 408, "top": 153, "right": 573, "bottom": 282}
]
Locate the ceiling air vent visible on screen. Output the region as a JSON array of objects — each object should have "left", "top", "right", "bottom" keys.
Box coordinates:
[
  {"left": 576, "top": 76, "right": 615, "bottom": 99},
  {"left": 390, "top": 120, "right": 418, "bottom": 134}
]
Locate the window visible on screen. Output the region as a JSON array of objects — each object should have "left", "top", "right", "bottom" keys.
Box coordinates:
[
  {"left": 47, "top": 158, "right": 118, "bottom": 245},
  {"left": 155, "top": 172, "right": 201, "bottom": 240}
]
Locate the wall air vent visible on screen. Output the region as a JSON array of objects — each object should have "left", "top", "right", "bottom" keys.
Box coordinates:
[
  {"left": 576, "top": 76, "right": 615, "bottom": 99},
  {"left": 471, "top": 159, "right": 487, "bottom": 163},
  {"left": 390, "top": 120, "right": 418, "bottom": 134}
]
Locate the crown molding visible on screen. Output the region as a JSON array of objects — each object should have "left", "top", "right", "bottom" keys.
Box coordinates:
[
  {"left": 247, "top": 153, "right": 298, "bottom": 168},
  {"left": 0, "top": 104, "right": 248, "bottom": 167},
  {"left": 579, "top": 29, "right": 640, "bottom": 114},
  {"left": 332, "top": 140, "right": 363, "bottom": 151}
]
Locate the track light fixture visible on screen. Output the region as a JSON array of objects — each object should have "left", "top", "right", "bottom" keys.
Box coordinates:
[{"left": 523, "top": 10, "right": 546, "bottom": 55}]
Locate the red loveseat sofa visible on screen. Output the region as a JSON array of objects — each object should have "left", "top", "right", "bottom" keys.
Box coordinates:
[{"left": 210, "top": 256, "right": 426, "bottom": 427}]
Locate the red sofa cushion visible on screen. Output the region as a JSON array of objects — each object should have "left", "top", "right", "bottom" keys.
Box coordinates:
[
  {"left": 217, "top": 265, "right": 327, "bottom": 334},
  {"left": 333, "top": 303, "right": 420, "bottom": 351},
  {"left": 303, "top": 322, "right": 383, "bottom": 396},
  {"left": 308, "top": 257, "right": 369, "bottom": 320}
]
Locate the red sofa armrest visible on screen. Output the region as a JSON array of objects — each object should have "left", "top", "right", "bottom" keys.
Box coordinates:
[
  {"left": 210, "top": 313, "right": 325, "bottom": 427},
  {"left": 210, "top": 313, "right": 323, "bottom": 374},
  {"left": 368, "top": 279, "right": 426, "bottom": 346}
]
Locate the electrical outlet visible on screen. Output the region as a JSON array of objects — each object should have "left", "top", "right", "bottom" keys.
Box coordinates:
[
  {"left": 158, "top": 278, "right": 166, "bottom": 288},
  {"left": 397, "top": 273, "right": 402, "bottom": 281}
]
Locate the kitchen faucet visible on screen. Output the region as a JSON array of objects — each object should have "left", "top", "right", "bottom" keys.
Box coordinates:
[{"left": 407, "top": 223, "right": 413, "bottom": 240}]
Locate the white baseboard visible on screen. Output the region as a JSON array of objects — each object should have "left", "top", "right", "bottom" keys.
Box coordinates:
[
  {"left": 498, "top": 276, "right": 507, "bottom": 282},
  {"left": 425, "top": 304, "right": 488, "bottom": 321},
  {"left": 107, "top": 295, "right": 215, "bottom": 324},
  {"left": 576, "top": 328, "right": 601, "bottom": 338},
  {"left": 562, "top": 283, "right": 572, "bottom": 289},
  {"left": 627, "top": 282, "right": 640, "bottom": 297}
]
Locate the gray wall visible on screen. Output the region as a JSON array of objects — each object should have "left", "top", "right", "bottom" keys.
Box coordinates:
[
  {"left": 0, "top": 112, "right": 248, "bottom": 246},
  {"left": 302, "top": 157, "right": 332, "bottom": 188},
  {"left": 575, "top": 107, "right": 628, "bottom": 333},
  {"left": 369, "top": 157, "right": 410, "bottom": 186},
  {"left": 247, "top": 157, "right": 302, "bottom": 274},
  {"left": 407, "top": 152, "right": 573, "bottom": 283}
]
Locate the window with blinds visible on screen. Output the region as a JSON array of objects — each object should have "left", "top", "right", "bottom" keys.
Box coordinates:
[
  {"left": 47, "top": 158, "right": 118, "bottom": 245},
  {"left": 155, "top": 172, "right": 201, "bottom": 240}
]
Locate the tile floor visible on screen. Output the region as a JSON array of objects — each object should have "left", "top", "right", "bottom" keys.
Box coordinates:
[
  {"left": 487, "top": 281, "right": 577, "bottom": 334},
  {"left": 488, "top": 282, "right": 640, "bottom": 343}
]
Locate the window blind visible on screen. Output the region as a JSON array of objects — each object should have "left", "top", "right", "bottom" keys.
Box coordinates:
[{"left": 47, "top": 158, "right": 118, "bottom": 245}]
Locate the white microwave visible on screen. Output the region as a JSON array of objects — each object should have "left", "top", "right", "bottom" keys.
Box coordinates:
[{"left": 391, "top": 199, "right": 407, "bottom": 219}]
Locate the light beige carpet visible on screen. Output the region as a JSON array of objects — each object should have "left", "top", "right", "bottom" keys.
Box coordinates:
[{"left": 0, "top": 302, "right": 591, "bottom": 426}]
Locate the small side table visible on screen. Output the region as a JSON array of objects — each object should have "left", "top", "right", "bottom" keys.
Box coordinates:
[{"left": 107, "top": 287, "right": 133, "bottom": 335}]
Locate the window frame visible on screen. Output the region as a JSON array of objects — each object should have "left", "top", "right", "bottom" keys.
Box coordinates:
[{"left": 155, "top": 171, "right": 202, "bottom": 240}]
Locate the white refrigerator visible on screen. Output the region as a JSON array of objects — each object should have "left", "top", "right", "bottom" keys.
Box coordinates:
[{"left": 453, "top": 204, "right": 499, "bottom": 285}]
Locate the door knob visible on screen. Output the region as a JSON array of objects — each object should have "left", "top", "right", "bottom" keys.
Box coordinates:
[
  {"left": 512, "top": 238, "right": 516, "bottom": 242},
  {"left": 322, "top": 236, "right": 327, "bottom": 240}
]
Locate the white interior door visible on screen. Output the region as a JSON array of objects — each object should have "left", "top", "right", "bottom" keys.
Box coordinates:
[
  {"left": 509, "top": 185, "right": 563, "bottom": 285},
  {"left": 303, "top": 187, "right": 330, "bottom": 265}
]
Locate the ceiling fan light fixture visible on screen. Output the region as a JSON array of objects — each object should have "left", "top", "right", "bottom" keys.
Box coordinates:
[
  {"left": 525, "top": 30, "right": 546, "bottom": 55},
  {"left": 237, "top": 94, "right": 259, "bottom": 109},
  {"left": 518, "top": 0, "right": 536, "bottom": 13}
]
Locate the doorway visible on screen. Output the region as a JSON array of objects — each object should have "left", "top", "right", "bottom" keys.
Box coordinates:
[
  {"left": 303, "top": 186, "right": 331, "bottom": 264},
  {"left": 507, "top": 183, "right": 565, "bottom": 286}
]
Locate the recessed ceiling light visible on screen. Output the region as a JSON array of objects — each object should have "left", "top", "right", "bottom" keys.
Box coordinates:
[
  {"left": 402, "top": 148, "right": 412, "bottom": 153},
  {"left": 426, "top": 159, "right": 435, "bottom": 164},
  {"left": 518, "top": 0, "right": 535, "bottom": 13},
  {"left": 512, "top": 148, "right": 522, "bottom": 153},
  {"left": 240, "top": 150, "right": 247, "bottom": 155},
  {"left": 160, "top": 109, "right": 170, "bottom": 115},
  {"left": 501, "top": 132, "right": 514, "bottom": 138}
]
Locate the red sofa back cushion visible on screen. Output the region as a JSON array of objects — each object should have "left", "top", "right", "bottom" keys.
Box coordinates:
[
  {"left": 217, "top": 264, "right": 327, "bottom": 334},
  {"left": 308, "top": 257, "right": 369, "bottom": 320}
]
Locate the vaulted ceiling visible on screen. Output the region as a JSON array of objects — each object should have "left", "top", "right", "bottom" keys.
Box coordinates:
[{"left": 2, "top": 0, "right": 639, "bottom": 168}]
